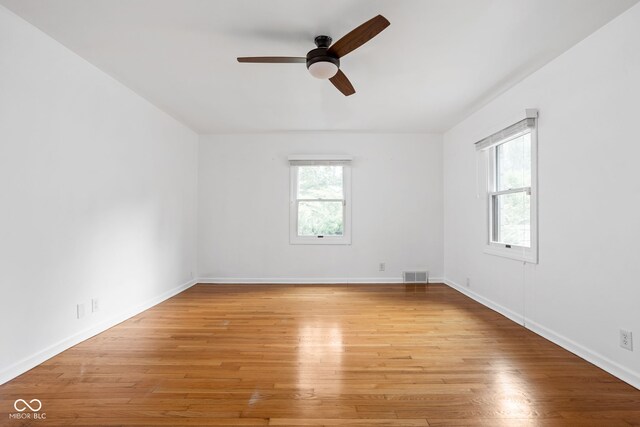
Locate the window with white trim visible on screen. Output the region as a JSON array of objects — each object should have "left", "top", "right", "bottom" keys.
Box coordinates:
[
  {"left": 476, "top": 111, "right": 538, "bottom": 263},
  {"left": 289, "top": 156, "right": 352, "bottom": 245}
]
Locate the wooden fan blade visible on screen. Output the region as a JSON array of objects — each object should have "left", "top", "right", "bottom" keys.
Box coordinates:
[
  {"left": 329, "top": 70, "right": 356, "bottom": 96},
  {"left": 237, "top": 57, "right": 306, "bottom": 63},
  {"left": 327, "top": 15, "right": 390, "bottom": 58}
]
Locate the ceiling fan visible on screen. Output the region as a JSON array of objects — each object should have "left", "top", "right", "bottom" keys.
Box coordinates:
[{"left": 237, "top": 15, "right": 390, "bottom": 96}]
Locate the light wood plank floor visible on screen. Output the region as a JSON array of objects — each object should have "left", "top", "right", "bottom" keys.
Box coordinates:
[{"left": 1, "top": 284, "right": 640, "bottom": 426}]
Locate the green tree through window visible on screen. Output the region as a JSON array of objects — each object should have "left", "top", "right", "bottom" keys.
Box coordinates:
[{"left": 296, "top": 166, "right": 344, "bottom": 236}]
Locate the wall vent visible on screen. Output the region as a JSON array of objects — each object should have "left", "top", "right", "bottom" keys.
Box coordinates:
[{"left": 403, "top": 271, "right": 429, "bottom": 284}]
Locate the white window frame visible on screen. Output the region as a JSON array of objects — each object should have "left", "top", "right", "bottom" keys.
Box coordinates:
[
  {"left": 289, "top": 155, "right": 352, "bottom": 245},
  {"left": 478, "top": 112, "right": 538, "bottom": 263}
]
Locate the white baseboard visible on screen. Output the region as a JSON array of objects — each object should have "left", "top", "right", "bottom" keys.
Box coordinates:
[
  {"left": 525, "top": 319, "right": 640, "bottom": 390},
  {"left": 444, "top": 278, "right": 524, "bottom": 325},
  {"left": 0, "top": 278, "right": 197, "bottom": 386},
  {"left": 198, "top": 277, "right": 445, "bottom": 284},
  {"left": 444, "top": 278, "right": 640, "bottom": 390}
]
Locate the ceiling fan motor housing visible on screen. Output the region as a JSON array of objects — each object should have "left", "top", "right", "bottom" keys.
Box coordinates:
[
  {"left": 306, "top": 35, "right": 340, "bottom": 76},
  {"left": 306, "top": 48, "right": 340, "bottom": 70}
]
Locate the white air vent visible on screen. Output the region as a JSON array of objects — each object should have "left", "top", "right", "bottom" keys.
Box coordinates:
[{"left": 403, "top": 271, "right": 429, "bottom": 283}]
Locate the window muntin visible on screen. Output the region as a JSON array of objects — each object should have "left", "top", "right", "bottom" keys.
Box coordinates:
[{"left": 290, "top": 162, "right": 351, "bottom": 244}]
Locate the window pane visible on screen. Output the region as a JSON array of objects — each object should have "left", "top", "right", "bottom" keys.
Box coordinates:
[
  {"left": 493, "top": 191, "right": 530, "bottom": 247},
  {"left": 297, "top": 166, "right": 343, "bottom": 199},
  {"left": 496, "top": 133, "right": 531, "bottom": 191},
  {"left": 298, "top": 201, "right": 343, "bottom": 236}
]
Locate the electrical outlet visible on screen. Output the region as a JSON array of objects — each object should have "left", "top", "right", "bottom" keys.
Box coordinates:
[
  {"left": 77, "top": 303, "right": 85, "bottom": 319},
  {"left": 620, "top": 329, "right": 633, "bottom": 351},
  {"left": 466, "top": 277, "right": 471, "bottom": 287},
  {"left": 379, "top": 262, "right": 385, "bottom": 272},
  {"left": 91, "top": 298, "right": 99, "bottom": 313}
]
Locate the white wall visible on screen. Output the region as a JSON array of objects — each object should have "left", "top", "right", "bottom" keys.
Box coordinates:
[
  {"left": 443, "top": 3, "right": 640, "bottom": 387},
  {"left": 198, "top": 133, "right": 443, "bottom": 282},
  {"left": 0, "top": 6, "right": 198, "bottom": 384}
]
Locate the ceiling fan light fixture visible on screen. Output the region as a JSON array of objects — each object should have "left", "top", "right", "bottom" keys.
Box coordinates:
[
  {"left": 308, "top": 60, "right": 339, "bottom": 79},
  {"left": 306, "top": 45, "right": 340, "bottom": 80}
]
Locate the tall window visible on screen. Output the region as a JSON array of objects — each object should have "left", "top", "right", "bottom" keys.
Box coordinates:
[
  {"left": 490, "top": 133, "right": 531, "bottom": 247},
  {"left": 477, "top": 111, "right": 538, "bottom": 263},
  {"left": 289, "top": 156, "right": 352, "bottom": 245}
]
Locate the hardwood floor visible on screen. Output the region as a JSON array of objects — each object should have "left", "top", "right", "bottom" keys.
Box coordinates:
[{"left": 1, "top": 284, "right": 639, "bottom": 426}]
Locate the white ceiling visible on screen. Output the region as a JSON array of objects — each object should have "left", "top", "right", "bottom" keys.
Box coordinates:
[{"left": 1, "top": 0, "right": 637, "bottom": 133}]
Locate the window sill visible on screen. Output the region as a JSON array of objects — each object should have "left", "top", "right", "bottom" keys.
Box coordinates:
[
  {"left": 290, "top": 236, "right": 351, "bottom": 245},
  {"left": 484, "top": 245, "right": 538, "bottom": 264}
]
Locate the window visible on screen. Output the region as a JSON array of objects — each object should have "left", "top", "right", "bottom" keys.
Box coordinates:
[
  {"left": 477, "top": 111, "right": 538, "bottom": 263},
  {"left": 289, "top": 156, "right": 352, "bottom": 245}
]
